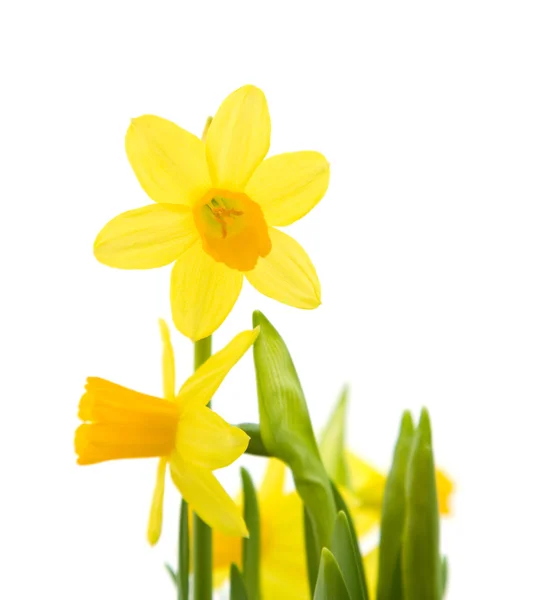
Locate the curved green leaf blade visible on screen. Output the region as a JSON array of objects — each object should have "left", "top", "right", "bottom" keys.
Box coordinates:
[
  {"left": 252, "top": 311, "right": 336, "bottom": 548},
  {"left": 319, "top": 386, "right": 351, "bottom": 486},
  {"left": 165, "top": 563, "right": 177, "bottom": 586},
  {"left": 402, "top": 408, "right": 441, "bottom": 600},
  {"left": 241, "top": 468, "right": 261, "bottom": 600},
  {"left": 377, "top": 411, "right": 414, "bottom": 600},
  {"left": 304, "top": 506, "right": 321, "bottom": 597},
  {"left": 441, "top": 556, "right": 448, "bottom": 598},
  {"left": 314, "top": 548, "right": 351, "bottom": 600},
  {"left": 331, "top": 511, "right": 368, "bottom": 600},
  {"left": 331, "top": 485, "right": 368, "bottom": 600},
  {"left": 230, "top": 564, "right": 249, "bottom": 600}
]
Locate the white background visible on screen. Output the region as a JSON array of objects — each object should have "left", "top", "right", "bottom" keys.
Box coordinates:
[{"left": 1, "top": 1, "right": 534, "bottom": 598}]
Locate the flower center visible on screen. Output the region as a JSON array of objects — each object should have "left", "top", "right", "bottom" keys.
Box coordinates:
[{"left": 193, "top": 189, "right": 271, "bottom": 271}]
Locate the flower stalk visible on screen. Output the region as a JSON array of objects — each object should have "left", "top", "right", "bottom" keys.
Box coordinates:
[{"left": 192, "top": 335, "right": 213, "bottom": 600}]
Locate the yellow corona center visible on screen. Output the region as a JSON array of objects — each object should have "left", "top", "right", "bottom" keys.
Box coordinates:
[
  {"left": 193, "top": 189, "right": 272, "bottom": 271},
  {"left": 75, "top": 377, "right": 179, "bottom": 465}
]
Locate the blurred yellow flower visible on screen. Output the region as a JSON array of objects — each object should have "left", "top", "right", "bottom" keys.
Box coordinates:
[
  {"left": 94, "top": 85, "right": 330, "bottom": 341},
  {"left": 75, "top": 321, "right": 258, "bottom": 543},
  {"left": 211, "top": 459, "right": 309, "bottom": 600},
  {"left": 363, "top": 547, "right": 379, "bottom": 600},
  {"left": 343, "top": 452, "right": 454, "bottom": 537}
]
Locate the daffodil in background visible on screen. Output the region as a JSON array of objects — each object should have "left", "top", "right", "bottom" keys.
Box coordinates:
[
  {"left": 94, "top": 85, "right": 330, "bottom": 341},
  {"left": 75, "top": 321, "right": 258, "bottom": 542},
  {"left": 211, "top": 459, "right": 309, "bottom": 600},
  {"left": 343, "top": 451, "right": 454, "bottom": 537}
]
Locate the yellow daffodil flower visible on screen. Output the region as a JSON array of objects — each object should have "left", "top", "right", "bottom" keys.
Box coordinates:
[
  {"left": 94, "top": 85, "right": 330, "bottom": 341},
  {"left": 363, "top": 547, "right": 379, "bottom": 600},
  {"left": 75, "top": 321, "right": 258, "bottom": 543},
  {"left": 343, "top": 452, "right": 454, "bottom": 537},
  {"left": 211, "top": 459, "right": 309, "bottom": 600}
]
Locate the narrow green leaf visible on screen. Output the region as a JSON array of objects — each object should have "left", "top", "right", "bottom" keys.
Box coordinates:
[
  {"left": 241, "top": 468, "right": 261, "bottom": 600},
  {"left": 313, "top": 548, "right": 351, "bottom": 600},
  {"left": 441, "top": 556, "right": 448, "bottom": 598},
  {"left": 331, "top": 511, "right": 368, "bottom": 600},
  {"left": 165, "top": 563, "right": 177, "bottom": 586},
  {"left": 252, "top": 311, "right": 337, "bottom": 548},
  {"left": 319, "top": 386, "right": 351, "bottom": 486},
  {"left": 377, "top": 411, "right": 414, "bottom": 600},
  {"left": 230, "top": 564, "right": 249, "bottom": 600},
  {"left": 239, "top": 422, "right": 270, "bottom": 457},
  {"left": 402, "top": 408, "right": 441, "bottom": 600},
  {"left": 179, "top": 499, "right": 190, "bottom": 600},
  {"left": 331, "top": 484, "right": 368, "bottom": 600},
  {"left": 304, "top": 507, "right": 321, "bottom": 597}
]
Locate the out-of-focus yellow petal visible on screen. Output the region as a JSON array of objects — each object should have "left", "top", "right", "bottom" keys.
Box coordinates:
[
  {"left": 94, "top": 204, "right": 198, "bottom": 269},
  {"left": 436, "top": 468, "right": 454, "bottom": 515},
  {"left": 126, "top": 115, "right": 211, "bottom": 206},
  {"left": 158, "top": 320, "right": 175, "bottom": 401},
  {"left": 176, "top": 406, "right": 249, "bottom": 469},
  {"left": 340, "top": 487, "right": 381, "bottom": 538},
  {"left": 169, "top": 453, "right": 248, "bottom": 537},
  {"left": 212, "top": 529, "right": 242, "bottom": 586},
  {"left": 206, "top": 85, "right": 270, "bottom": 191},
  {"left": 246, "top": 151, "right": 330, "bottom": 226},
  {"left": 363, "top": 546, "right": 379, "bottom": 600},
  {"left": 177, "top": 328, "right": 259, "bottom": 407},
  {"left": 345, "top": 452, "right": 386, "bottom": 507},
  {"left": 245, "top": 228, "right": 321, "bottom": 309},
  {"left": 147, "top": 457, "right": 167, "bottom": 546},
  {"left": 170, "top": 241, "right": 243, "bottom": 341},
  {"left": 261, "top": 491, "right": 308, "bottom": 600},
  {"left": 258, "top": 458, "right": 286, "bottom": 504}
]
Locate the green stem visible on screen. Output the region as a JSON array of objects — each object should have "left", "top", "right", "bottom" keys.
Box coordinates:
[{"left": 193, "top": 335, "right": 213, "bottom": 600}]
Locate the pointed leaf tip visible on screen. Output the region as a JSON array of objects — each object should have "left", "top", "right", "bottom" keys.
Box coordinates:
[
  {"left": 418, "top": 407, "right": 432, "bottom": 445},
  {"left": 400, "top": 410, "right": 415, "bottom": 435}
]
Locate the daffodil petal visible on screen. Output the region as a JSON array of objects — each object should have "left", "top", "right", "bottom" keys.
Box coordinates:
[
  {"left": 206, "top": 85, "right": 271, "bottom": 190},
  {"left": 258, "top": 458, "right": 286, "bottom": 504},
  {"left": 170, "top": 241, "right": 243, "bottom": 340},
  {"left": 261, "top": 492, "right": 309, "bottom": 600},
  {"left": 94, "top": 203, "right": 198, "bottom": 269},
  {"left": 245, "top": 228, "right": 321, "bottom": 309},
  {"left": 147, "top": 457, "right": 167, "bottom": 546},
  {"left": 126, "top": 115, "right": 211, "bottom": 205},
  {"left": 176, "top": 406, "right": 249, "bottom": 469},
  {"left": 177, "top": 328, "right": 259, "bottom": 407},
  {"left": 169, "top": 242, "right": 243, "bottom": 340},
  {"left": 159, "top": 320, "right": 175, "bottom": 401},
  {"left": 169, "top": 453, "right": 248, "bottom": 537},
  {"left": 245, "top": 151, "right": 330, "bottom": 226},
  {"left": 436, "top": 468, "right": 454, "bottom": 516},
  {"left": 363, "top": 546, "right": 379, "bottom": 600}
]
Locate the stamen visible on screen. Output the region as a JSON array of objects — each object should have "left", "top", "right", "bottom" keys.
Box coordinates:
[{"left": 210, "top": 206, "right": 244, "bottom": 239}]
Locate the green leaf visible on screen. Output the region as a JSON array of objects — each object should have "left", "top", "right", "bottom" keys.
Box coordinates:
[
  {"left": 319, "top": 386, "right": 351, "bottom": 486},
  {"left": 441, "top": 556, "right": 448, "bottom": 598},
  {"left": 313, "top": 548, "right": 351, "bottom": 600},
  {"left": 252, "top": 311, "right": 337, "bottom": 548},
  {"left": 304, "top": 507, "right": 321, "bottom": 597},
  {"left": 230, "top": 564, "right": 249, "bottom": 600},
  {"left": 402, "top": 408, "right": 441, "bottom": 600},
  {"left": 377, "top": 411, "right": 414, "bottom": 600},
  {"left": 178, "top": 499, "right": 190, "bottom": 600},
  {"left": 331, "top": 484, "right": 368, "bottom": 600},
  {"left": 239, "top": 422, "right": 270, "bottom": 456},
  {"left": 331, "top": 511, "right": 368, "bottom": 600},
  {"left": 241, "top": 468, "right": 261, "bottom": 600},
  {"left": 165, "top": 563, "right": 177, "bottom": 586}
]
